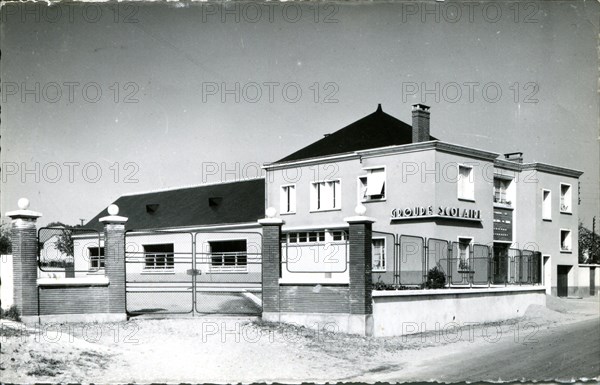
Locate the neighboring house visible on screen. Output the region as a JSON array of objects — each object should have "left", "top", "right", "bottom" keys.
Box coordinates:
[
  {"left": 78, "top": 179, "right": 265, "bottom": 289},
  {"left": 264, "top": 104, "right": 583, "bottom": 296}
]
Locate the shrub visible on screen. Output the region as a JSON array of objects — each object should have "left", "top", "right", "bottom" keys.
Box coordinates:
[
  {"left": 0, "top": 305, "right": 22, "bottom": 322},
  {"left": 425, "top": 266, "right": 446, "bottom": 289}
]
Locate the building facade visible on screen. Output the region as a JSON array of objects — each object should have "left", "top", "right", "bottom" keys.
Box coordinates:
[{"left": 264, "top": 104, "right": 582, "bottom": 296}]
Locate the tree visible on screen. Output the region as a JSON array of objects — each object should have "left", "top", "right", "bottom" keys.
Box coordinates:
[
  {"left": 55, "top": 228, "right": 74, "bottom": 257},
  {"left": 0, "top": 223, "right": 11, "bottom": 254},
  {"left": 578, "top": 221, "right": 600, "bottom": 264}
]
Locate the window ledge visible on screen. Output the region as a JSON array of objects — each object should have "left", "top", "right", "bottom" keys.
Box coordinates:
[
  {"left": 458, "top": 198, "right": 476, "bottom": 203},
  {"left": 372, "top": 269, "right": 387, "bottom": 273},
  {"left": 560, "top": 250, "right": 572, "bottom": 254},
  {"left": 362, "top": 198, "right": 386, "bottom": 203},
  {"left": 560, "top": 211, "right": 572, "bottom": 215},
  {"left": 493, "top": 203, "right": 513, "bottom": 210},
  {"left": 208, "top": 269, "right": 248, "bottom": 274},
  {"left": 310, "top": 208, "right": 342, "bottom": 213},
  {"left": 280, "top": 212, "right": 296, "bottom": 216},
  {"left": 542, "top": 218, "right": 552, "bottom": 222},
  {"left": 141, "top": 270, "right": 176, "bottom": 275}
]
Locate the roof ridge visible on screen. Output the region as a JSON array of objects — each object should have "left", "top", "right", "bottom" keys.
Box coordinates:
[{"left": 119, "top": 177, "right": 265, "bottom": 197}]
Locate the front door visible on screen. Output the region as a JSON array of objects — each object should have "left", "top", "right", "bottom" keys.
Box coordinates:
[{"left": 557, "top": 265, "right": 570, "bottom": 297}]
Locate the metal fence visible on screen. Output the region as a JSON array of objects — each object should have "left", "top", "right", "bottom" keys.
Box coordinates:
[
  {"left": 38, "top": 227, "right": 102, "bottom": 278},
  {"left": 124, "top": 229, "right": 262, "bottom": 316},
  {"left": 388, "top": 234, "right": 542, "bottom": 287}
]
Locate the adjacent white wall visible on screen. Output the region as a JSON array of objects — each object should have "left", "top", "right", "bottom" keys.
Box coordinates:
[{"left": 0, "top": 255, "right": 14, "bottom": 309}]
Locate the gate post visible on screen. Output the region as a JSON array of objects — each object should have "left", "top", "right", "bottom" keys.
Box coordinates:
[
  {"left": 100, "top": 204, "right": 128, "bottom": 320},
  {"left": 259, "top": 208, "right": 284, "bottom": 320},
  {"left": 6, "top": 198, "right": 42, "bottom": 323},
  {"left": 345, "top": 205, "right": 376, "bottom": 336}
]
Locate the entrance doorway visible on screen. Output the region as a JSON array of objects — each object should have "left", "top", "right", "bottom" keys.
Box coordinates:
[{"left": 557, "top": 265, "right": 571, "bottom": 297}]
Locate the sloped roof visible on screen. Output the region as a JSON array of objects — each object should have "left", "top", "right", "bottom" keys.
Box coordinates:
[
  {"left": 85, "top": 178, "right": 265, "bottom": 232},
  {"left": 277, "top": 104, "right": 436, "bottom": 163}
]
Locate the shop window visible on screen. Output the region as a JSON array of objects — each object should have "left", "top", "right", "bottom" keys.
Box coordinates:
[
  {"left": 560, "top": 184, "right": 572, "bottom": 213},
  {"left": 89, "top": 247, "right": 105, "bottom": 270},
  {"left": 210, "top": 240, "right": 247, "bottom": 271},
  {"left": 542, "top": 189, "right": 552, "bottom": 220},
  {"left": 560, "top": 230, "right": 572, "bottom": 252},
  {"left": 457, "top": 165, "right": 474, "bottom": 201},
  {"left": 280, "top": 185, "right": 296, "bottom": 214},
  {"left": 310, "top": 180, "right": 341, "bottom": 211},
  {"left": 372, "top": 238, "right": 386, "bottom": 271},
  {"left": 359, "top": 167, "right": 386, "bottom": 202},
  {"left": 144, "top": 244, "right": 174, "bottom": 270}
]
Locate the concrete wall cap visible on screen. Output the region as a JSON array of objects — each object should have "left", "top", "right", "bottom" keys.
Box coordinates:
[
  {"left": 344, "top": 216, "right": 376, "bottom": 224},
  {"left": 5, "top": 209, "right": 42, "bottom": 219},
  {"left": 258, "top": 218, "right": 285, "bottom": 225},
  {"left": 99, "top": 215, "right": 128, "bottom": 224}
]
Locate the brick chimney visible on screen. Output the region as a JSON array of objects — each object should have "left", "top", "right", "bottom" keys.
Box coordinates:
[{"left": 412, "top": 104, "right": 431, "bottom": 143}]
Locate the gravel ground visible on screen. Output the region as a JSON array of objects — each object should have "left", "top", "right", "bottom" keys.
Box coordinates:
[{"left": 1, "top": 295, "right": 598, "bottom": 383}]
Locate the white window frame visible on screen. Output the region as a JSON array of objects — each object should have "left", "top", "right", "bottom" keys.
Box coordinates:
[
  {"left": 88, "top": 247, "right": 105, "bottom": 270},
  {"left": 143, "top": 244, "right": 175, "bottom": 270},
  {"left": 457, "top": 164, "right": 475, "bottom": 201},
  {"left": 372, "top": 237, "right": 386, "bottom": 272},
  {"left": 310, "top": 179, "right": 341, "bottom": 212},
  {"left": 560, "top": 229, "right": 572, "bottom": 253},
  {"left": 542, "top": 189, "right": 552, "bottom": 221},
  {"left": 457, "top": 237, "right": 473, "bottom": 269},
  {"left": 559, "top": 183, "right": 572, "bottom": 214},
  {"left": 493, "top": 177, "right": 512, "bottom": 206},
  {"left": 280, "top": 184, "right": 297, "bottom": 214},
  {"left": 358, "top": 166, "right": 386, "bottom": 203},
  {"left": 209, "top": 239, "right": 249, "bottom": 272}
]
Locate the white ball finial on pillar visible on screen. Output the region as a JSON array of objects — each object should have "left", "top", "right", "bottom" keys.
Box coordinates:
[
  {"left": 18, "top": 198, "right": 30, "bottom": 210},
  {"left": 265, "top": 207, "right": 277, "bottom": 218},
  {"left": 355, "top": 204, "right": 367, "bottom": 216},
  {"left": 108, "top": 204, "right": 119, "bottom": 216}
]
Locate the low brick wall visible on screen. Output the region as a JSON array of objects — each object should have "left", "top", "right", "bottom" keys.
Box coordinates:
[
  {"left": 39, "top": 286, "right": 109, "bottom": 315},
  {"left": 372, "top": 287, "right": 546, "bottom": 337},
  {"left": 278, "top": 284, "right": 350, "bottom": 313}
]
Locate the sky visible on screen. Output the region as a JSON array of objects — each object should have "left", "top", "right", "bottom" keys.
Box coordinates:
[{"left": 1, "top": 0, "right": 599, "bottom": 229}]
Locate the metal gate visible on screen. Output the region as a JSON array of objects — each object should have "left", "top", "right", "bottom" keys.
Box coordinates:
[{"left": 125, "top": 229, "right": 262, "bottom": 316}]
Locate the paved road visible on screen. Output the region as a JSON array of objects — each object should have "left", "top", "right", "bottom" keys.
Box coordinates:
[{"left": 399, "top": 317, "right": 600, "bottom": 382}]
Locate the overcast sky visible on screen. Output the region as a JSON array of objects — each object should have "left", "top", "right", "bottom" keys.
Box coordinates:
[{"left": 1, "top": 1, "right": 598, "bottom": 228}]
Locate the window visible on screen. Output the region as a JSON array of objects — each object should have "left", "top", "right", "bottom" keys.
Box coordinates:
[
  {"left": 372, "top": 238, "right": 385, "bottom": 271},
  {"left": 457, "top": 165, "right": 474, "bottom": 201},
  {"left": 560, "top": 184, "right": 572, "bottom": 213},
  {"left": 144, "top": 244, "right": 174, "bottom": 270},
  {"left": 89, "top": 247, "right": 105, "bottom": 269},
  {"left": 287, "top": 231, "right": 325, "bottom": 243},
  {"left": 359, "top": 168, "right": 386, "bottom": 202},
  {"left": 560, "top": 230, "right": 572, "bottom": 252},
  {"left": 310, "top": 180, "right": 341, "bottom": 211},
  {"left": 331, "top": 230, "right": 347, "bottom": 241},
  {"left": 493, "top": 178, "right": 511, "bottom": 205},
  {"left": 542, "top": 189, "right": 551, "bottom": 220},
  {"left": 210, "top": 240, "right": 247, "bottom": 270},
  {"left": 457, "top": 237, "right": 472, "bottom": 270},
  {"left": 280, "top": 185, "right": 296, "bottom": 214}
]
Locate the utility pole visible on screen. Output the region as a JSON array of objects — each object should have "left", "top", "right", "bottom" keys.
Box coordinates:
[{"left": 593, "top": 217, "right": 597, "bottom": 263}]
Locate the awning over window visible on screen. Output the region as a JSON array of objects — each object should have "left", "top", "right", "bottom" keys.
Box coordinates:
[{"left": 366, "top": 169, "right": 385, "bottom": 196}]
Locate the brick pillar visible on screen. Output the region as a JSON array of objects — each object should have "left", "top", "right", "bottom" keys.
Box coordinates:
[
  {"left": 6, "top": 198, "right": 42, "bottom": 322},
  {"left": 100, "top": 204, "right": 128, "bottom": 319},
  {"left": 345, "top": 206, "right": 375, "bottom": 336},
  {"left": 259, "top": 208, "right": 284, "bottom": 321}
]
